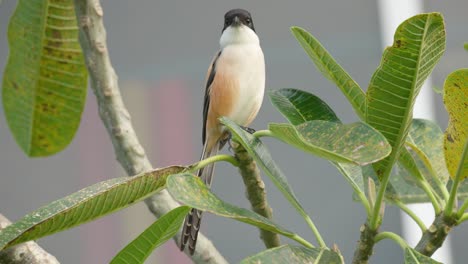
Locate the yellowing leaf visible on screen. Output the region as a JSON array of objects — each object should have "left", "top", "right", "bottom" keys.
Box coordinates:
[{"left": 443, "top": 69, "right": 468, "bottom": 179}]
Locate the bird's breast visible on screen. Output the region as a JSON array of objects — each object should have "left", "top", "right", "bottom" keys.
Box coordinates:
[{"left": 218, "top": 44, "right": 265, "bottom": 126}]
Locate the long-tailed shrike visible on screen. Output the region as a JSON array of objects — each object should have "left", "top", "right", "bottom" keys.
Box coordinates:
[{"left": 180, "top": 8, "right": 265, "bottom": 254}]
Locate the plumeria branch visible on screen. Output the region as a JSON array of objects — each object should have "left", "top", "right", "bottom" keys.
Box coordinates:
[
  {"left": 0, "top": 214, "right": 60, "bottom": 264},
  {"left": 72, "top": 1, "right": 227, "bottom": 263}
]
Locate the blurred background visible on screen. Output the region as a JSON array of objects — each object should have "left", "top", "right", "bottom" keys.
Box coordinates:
[{"left": 0, "top": 1, "right": 467, "bottom": 263}]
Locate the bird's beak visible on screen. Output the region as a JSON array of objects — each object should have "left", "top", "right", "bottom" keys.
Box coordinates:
[{"left": 233, "top": 16, "right": 241, "bottom": 26}]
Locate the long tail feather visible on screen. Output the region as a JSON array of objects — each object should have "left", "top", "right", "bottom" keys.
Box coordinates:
[{"left": 180, "top": 140, "right": 220, "bottom": 255}]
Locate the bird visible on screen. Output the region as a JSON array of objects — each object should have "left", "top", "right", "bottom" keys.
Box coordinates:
[{"left": 180, "top": 8, "right": 265, "bottom": 255}]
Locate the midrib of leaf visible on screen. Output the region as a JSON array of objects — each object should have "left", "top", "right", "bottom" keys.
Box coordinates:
[
  {"left": 368, "top": 15, "right": 440, "bottom": 176},
  {"left": 20, "top": 0, "right": 47, "bottom": 154},
  {"left": 367, "top": 14, "right": 445, "bottom": 228}
]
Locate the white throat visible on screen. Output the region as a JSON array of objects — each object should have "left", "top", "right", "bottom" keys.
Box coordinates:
[{"left": 219, "top": 25, "right": 260, "bottom": 48}]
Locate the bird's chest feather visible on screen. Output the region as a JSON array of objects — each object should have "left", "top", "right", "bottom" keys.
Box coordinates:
[{"left": 217, "top": 44, "right": 265, "bottom": 124}]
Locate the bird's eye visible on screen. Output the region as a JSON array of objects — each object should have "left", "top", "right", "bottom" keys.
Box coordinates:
[{"left": 246, "top": 18, "right": 251, "bottom": 24}]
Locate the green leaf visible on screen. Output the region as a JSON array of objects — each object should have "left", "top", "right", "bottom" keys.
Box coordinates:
[
  {"left": 110, "top": 206, "right": 190, "bottom": 264},
  {"left": 291, "top": 27, "right": 366, "bottom": 119},
  {"left": 267, "top": 89, "right": 367, "bottom": 205},
  {"left": 366, "top": 13, "right": 445, "bottom": 179},
  {"left": 240, "top": 245, "right": 344, "bottom": 264},
  {"left": 464, "top": 42, "right": 468, "bottom": 52},
  {"left": 384, "top": 119, "right": 451, "bottom": 204},
  {"left": 219, "top": 117, "right": 309, "bottom": 221},
  {"left": 443, "top": 69, "right": 468, "bottom": 179},
  {"left": 0, "top": 166, "right": 184, "bottom": 250},
  {"left": 407, "top": 119, "right": 450, "bottom": 183},
  {"left": 269, "top": 121, "right": 391, "bottom": 166},
  {"left": 2, "top": 0, "right": 88, "bottom": 156},
  {"left": 268, "top": 88, "right": 340, "bottom": 125},
  {"left": 404, "top": 248, "right": 442, "bottom": 264},
  {"left": 166, "top": 174, "right": 309, "bottom": 246}
]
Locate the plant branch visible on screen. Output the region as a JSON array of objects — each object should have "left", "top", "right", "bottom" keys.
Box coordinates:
[
  {"left": 458, "top": 200, "right": 468, "bottom": 219},
  {"left": 392, "top": 199, "right": 427, "bottom": 232},
  {"left": 419, "top": 181, "right": 442, "bottom": 214},
  {"left": 459, "top": 213, "right": 468, "bottom": 224},
  {"left": 253, "top": 129, "right": 274, "bottom": 138},
  {"left": 72, "top": 1, "right": 227, "bottom": 263},
  {"left": 190, "top": 154, "right": 239, "bottom": 172},
  {"left": 231, "top": 141, "right": 281, "bottom": 249},
  {"left": 415, "top": 213, "right": 457, "bottom": 256},
  {"left": 0, "top": 214, "right": 60, "bottom": 264},
  {"left": 374, "top": 231, "right": 408, "bottom": 249},
  {"left": 351, "top": 223, "right": 377, "bottom": 264}
]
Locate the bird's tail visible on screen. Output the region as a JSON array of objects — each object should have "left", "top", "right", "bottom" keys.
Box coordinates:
[{"left": 180, "top": 140, "right": 220, "bottom": 255}]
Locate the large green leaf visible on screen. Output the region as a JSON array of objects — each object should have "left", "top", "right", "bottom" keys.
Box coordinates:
[
  {"left": 443, "top": 69, "right": 468, "bottom": 179},
  {"left": 366, "top": 13, "right": 445, "bottom": 179},
  {"left": 166, "top": 174, "right": 310, "bottom": 246},
  {"left": 291, "top": 27, "right": 366, "bottom": 119},
  {"left": 404, "top": 248, "right": 441, "bottom": 264},
  {"left": 384, "top": 119, "right": 452, "bottom": 203},
  {"left": 269, "top": 88, "right": 339, "bottom": 125},
  {"left": 240, "top": 245, "right": 343, "bottom": 264},
  {"left": 2, "top": 0, "right": 88, "bottom": 156},
  {"left": 110, "top": 206, "right": 190, "bottom": 264},
  {"left": 0, "top": 166, "right": 184, "bottom": 250},
  {"left": 269, "top": 121, "right": 391, "bottom": 166},
  {"left": 219, "top": 117, "right": 309, "bottom": 222},
  {"left": 268, "top": 88, "right": 367, "bottom": 203}
]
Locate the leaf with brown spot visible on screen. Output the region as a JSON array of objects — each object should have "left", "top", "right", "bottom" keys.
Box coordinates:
[
  {"left": 0, "top": 166, "right": 185, "bottom": 250},
  {"left": 443, "top": 69, "right": 468, "bottom": 179},
  {"left": 240, "top": 245, "right": 343, "bottom": 264},
  {"left": 2, "top": 0, "right": 88, "bottom": 157}
]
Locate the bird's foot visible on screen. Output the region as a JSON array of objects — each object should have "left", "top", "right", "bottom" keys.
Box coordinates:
[{"left": 240, "top": 126, "right": 256, "bottom": 134}]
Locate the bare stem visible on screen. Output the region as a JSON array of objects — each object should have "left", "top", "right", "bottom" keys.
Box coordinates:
[
  {"left": 415, "top": 213, "right": 457, "bottom": 256},
  {"left": 351, "top": 223, "right": 377, "bottom": 264},
  {"left": 232, "top": 141, "right": 281, "bottom": 248},
  {"left": 72, "top": 1, "right": 226, "bottom": 263},
  {"left": 0, "top": 214, "right": 60, "bottom": 264}
]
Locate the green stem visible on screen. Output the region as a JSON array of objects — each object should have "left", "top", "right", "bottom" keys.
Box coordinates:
[
  {"left": 420, "top": 181, "right": 442, "bottom": 214},
  {"left": 369, "top": 169, "right": 392, "bottom": 230},
  {"left": 191, "top": 154, "right": 239, "bottom": 172},
  {"left": 303, "top": 214, "right": 327, "bottom": 248},
  {"left": 433, "top": 174, "right": 450, "bottom": 203},
  {"left": 356, "top": 187, "right": 372, "bottom": 217},
  {"left": 459, "top": 213, "right": 468, "bottom": 224},
  {"left": 406, "top": 142, "right": 449, "bottom": 203},
  {"left": 444, "top": 142, "right": 468, "bottom": 218},
  {"left": 457, "top": 199, "right": 468, "bottom": 218},
  {"left": 290, "top": 234, "right": 315, "bottom": 249},
  {"left": 253, "top": 129, "right": 274, "bottom": 138},
  {"left": 375, "top": 231, "right": 408, "bottom": 249},
  {"left": 392, "top": 200, "right": 427, "bottom": 232}
]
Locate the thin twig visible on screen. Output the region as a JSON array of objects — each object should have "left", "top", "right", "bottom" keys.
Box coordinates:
[
  {"left": 392, "top": 199, "right": 427, "bottom": 232},
  {"left": 374, "top": 231, "right": 408, "bottom": 249},
  {"left": 72, "top": 1, "right": 227, "bottom": 263},
  {"left": 0, "top": 214, "right": 60, "bottom": 264},
  {"left": 232, "top": 140, "right": 281, "bottom": 248}
]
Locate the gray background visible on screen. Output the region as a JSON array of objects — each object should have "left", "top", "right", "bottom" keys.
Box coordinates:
[{"left": 1, "top": 1, "right": 467, "bottom": 263}]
